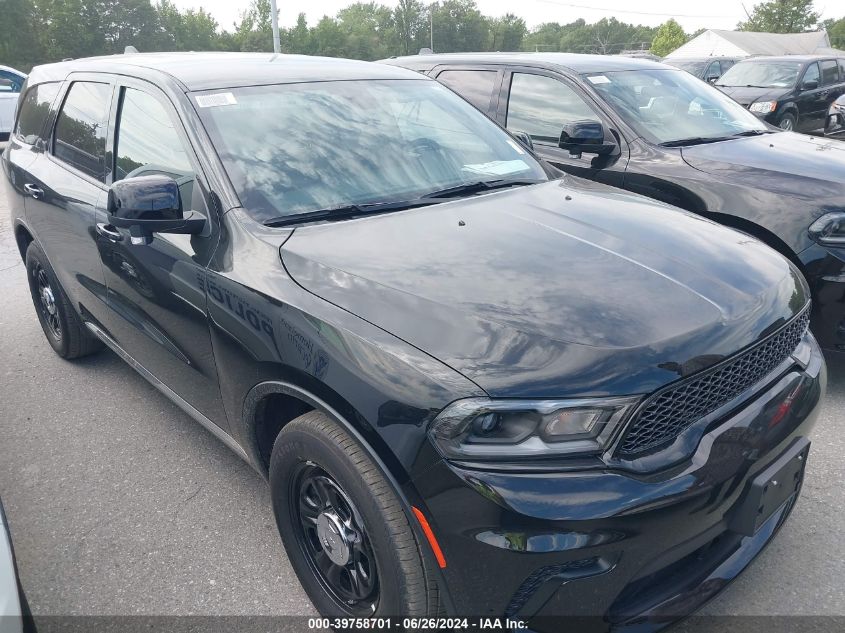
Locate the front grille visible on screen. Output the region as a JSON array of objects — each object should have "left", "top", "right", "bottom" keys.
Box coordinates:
[{"left": 617, "top": 306, "right": 811, "bottom": 457}]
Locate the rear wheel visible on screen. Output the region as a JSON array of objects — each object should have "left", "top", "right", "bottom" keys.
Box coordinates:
[
  {"left": 269, "top": 410, "right": 440, "bottom": 617},
  {"left": 25, "top": 242, "right": 102, "bottom": 359},
  {"left": 778, "top": 112, "right": 796, "bottom": 131}
]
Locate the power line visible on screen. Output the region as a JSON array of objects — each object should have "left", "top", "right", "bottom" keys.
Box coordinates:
[{"left": 535, "top": 0, "right": 737, "bottom": 19}]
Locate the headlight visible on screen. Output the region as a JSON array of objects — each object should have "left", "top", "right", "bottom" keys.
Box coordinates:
[
  {"left": 428, "top": 397, "right": 639, "bottom": 461},
  {"left": 809, "top": 212, "right": 845, "bottom": 246},
  {"left": 749, "top": 101, "right": 777, "bottom": 114},
  {"left": 833, "top": 102, "right": 845, "bottom": 114}
]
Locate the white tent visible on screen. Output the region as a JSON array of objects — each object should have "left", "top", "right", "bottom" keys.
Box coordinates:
[{"left": 665, "top": 30, "right": 834, "bottom": 59}]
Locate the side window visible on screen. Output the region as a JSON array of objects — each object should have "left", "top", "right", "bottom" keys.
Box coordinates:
[
  {"left": 820, "top": 60, "right": 839, "bottom": 86},
  {"left": 506, "top": 73, "right": 597, "bottom": 144},
  {"left": 14, "top": 82, "right": 61, "bottom": 145},
  {"left": 0, "top": 71, "right": 25, "bottom": 93},
  {"left": 802, "top": 62, "right": 820, "bottom": 88},
  {"left": 839, "top": 60, "right": 845, "bottom": 81},
  {"left": 436, "top": 70, "right": 498, "bottom": 111},
  {"left": 53, "top": 81, "right": 111, "bottom": 182},
  {"left": 722, "top": 59, "right": 736, "bottom": 72},
  {"left": 705, "top": 61, "right": 721, "bottom": 80},
  {"left": 114, "top": 87, "right": 196, "bottom": 205}
]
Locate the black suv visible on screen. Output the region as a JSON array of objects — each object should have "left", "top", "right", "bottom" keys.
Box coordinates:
[
  {"left": 2, "top": 53, "right": 826, "bottom": 630},
  {"left": 384, "top": 52, "right": 845, "bottom": 353},
  {"left": 665, "top": 56, "right": 739, "bottom": 83},
  {"left": 716, "top": 55, "right": 845, "bottom": 132}
]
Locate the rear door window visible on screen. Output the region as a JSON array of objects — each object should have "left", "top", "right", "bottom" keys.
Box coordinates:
[
  {"left": 436, "top": 70, "right": 498, "bottom": 112},
  {"left": 0, "top": 71, "right": 25, "bottom": 93},
  {"left": 53, "top": 81, "right": 112, "bottom": 182},
  {"left": 15, "top": 82, "right": 61, "bottom": 145},
  {"left": 820, "top": 60, "right": 839, "bottom": 86}
]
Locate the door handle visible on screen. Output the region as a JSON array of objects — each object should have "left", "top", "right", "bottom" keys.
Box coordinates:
[
  {"left": 96, "top": 222, "right": 124, "bottom": 242},
  {"left": 23, "top": 183, "right": 44, "bottom": 199}
]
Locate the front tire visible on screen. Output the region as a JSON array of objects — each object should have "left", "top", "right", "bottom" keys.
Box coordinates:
[
  {"left": 25, "top": 242, "right": 102, "bottom": 359},
  {"left": 269, "top": 411, "right": 440, "bottom": 617},
  {"left": 778, "top": 112, "right": 796, "bottom": 131}
]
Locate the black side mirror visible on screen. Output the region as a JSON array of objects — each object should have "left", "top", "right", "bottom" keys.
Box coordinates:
[
  {"left": 558, "top": 120, "right": 617, "bottom": 159},
  {"left": 511, "top": 130, "right": 534, "bottom": 151},
  {"left": 107, "top": 175, "right": 205, "bottom": 238},
  {"left": 802, "top": 79, "right": 819, "bottom": 91}
]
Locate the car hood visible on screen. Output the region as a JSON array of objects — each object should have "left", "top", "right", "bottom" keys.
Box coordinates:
[
  {"left": 680, "top": 132, "right": 845, "bottom": 199},
  {"left": 717, "top": 85, "right": 787, "bottom": 106},
  {"left": 281, "top": 179, "right": 808, "bottom": 398}
]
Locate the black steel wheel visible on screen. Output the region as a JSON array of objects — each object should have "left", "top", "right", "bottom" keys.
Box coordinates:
[
  {"left": 293, "top": 464, "right": 379, "bottom": 614},
  {"left": 269, "top": 410, "right": 441, "bottom": 618}
]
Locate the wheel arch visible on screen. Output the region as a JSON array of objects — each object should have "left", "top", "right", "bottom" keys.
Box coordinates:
[{"left": 14, "top": 221, "right": 34, "bottom": 262}]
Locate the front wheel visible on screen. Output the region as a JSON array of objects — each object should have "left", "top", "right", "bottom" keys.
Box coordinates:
[
  {"left": 269, "top": 411, "right": 440, "bottom": 617},
  {"left": 778, "top": 112, "right": 796, "bottom": 131}
]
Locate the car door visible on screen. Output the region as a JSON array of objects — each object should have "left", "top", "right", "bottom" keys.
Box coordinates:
[
  {"left": 21, "top": 76, "right": 114, "bottom": 325},
  {"left": 93, "top": 78, "right": 227, "bottom": 429},
  {"left": 795, "top": 62, "right": 824, "bottom": 132},
  {"left": 819, "top": 59, "right": 845, "bottom": 115},
  {"left": 430, "top": 66, "right": 503, "bottom": 118},
  {"left": 495, "top": 68, "right": 629, "bottom": 187}
]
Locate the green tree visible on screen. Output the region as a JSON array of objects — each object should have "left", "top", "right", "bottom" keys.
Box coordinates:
[
  {"left": 394, "top": 0, "right": 426, "bottom": 55},
  {"left": 738, "top": 0, "right": 821, "bottom": 33},
  {"left": 824, "top": 16, "right": 845, "bottom": 49},
  {"left": 651, "top": 18, "right": 687, "bottom": 56},
  {"left": 0, "top": 0, "right": 43, "bottom": 70},
  {"left": 488, "top": 14, "right": 526, "bottom": 51},
  {"left": 430, "top": 0, "right": 489, "bottom": 53}
]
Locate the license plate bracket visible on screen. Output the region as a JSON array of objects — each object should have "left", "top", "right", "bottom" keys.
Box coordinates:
[{"left": 730, "top": 437, "right": 810, "bottom": 537}]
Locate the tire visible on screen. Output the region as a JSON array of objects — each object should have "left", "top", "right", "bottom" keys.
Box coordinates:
[
  {"left": 270, "top": 410, "right": 440, "bottom": 618},
  {"left": 25, "top": 241, "right": 102, "bottom": 359},
  {"left": 778, "top": 112, "right": 796, "bottom": 131}
]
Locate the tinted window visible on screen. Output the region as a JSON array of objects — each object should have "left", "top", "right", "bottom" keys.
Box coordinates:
[
  {"left": 437, "top": 70, "right": 498, "bottom": 111},
  {"left": 53, "top": 82, "right": 111, "bottom": 181},
  {"left": 820, "top": 60, "right": 839, "bottom": 86},
  {"left": 717, "top": 61, "right": 802, "bottom": 88},
  {"left": 194, "top": 80, "right": 546, "bottom": 222},
  {"left": 802, "top": 62, "right": 820, "bottom": 88},
  {"left": 15, "top": 82, "right": 61, "bottom": 145},
  {"left": 705, "top": 61, "right": 721, "bottom": 79},
  {"left": 840, "top": 60, "right": 845, "bottom": 78},
  {"left": 667, "top": 61, "right": 707, "bottom": 76},
  {"left": 506, "top": 73, "right": 596, "bottom": 144}
]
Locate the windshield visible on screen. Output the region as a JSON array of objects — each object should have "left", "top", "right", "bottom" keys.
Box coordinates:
[
  {"left": 586, "top": 69, "right": 769, "bottom": 145},
  {"left": 194, "top": 79, "right": 547, "bottom": 222},
  {"left": 666, "top": 60, "right": 707, "bottom": 76},
  {"left": 716, "top": 61, "right": 801, "bottom": 88}
]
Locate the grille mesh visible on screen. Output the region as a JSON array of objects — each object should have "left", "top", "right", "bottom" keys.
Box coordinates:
[{"left": 618, "top": 306, "right": 811, "bottom": 457}]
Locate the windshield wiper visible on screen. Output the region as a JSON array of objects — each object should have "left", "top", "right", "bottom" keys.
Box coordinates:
[
  {"left": 659, "top": 136, "right": 734, "bottom": 148},
  {"left": 424, "top": 178, "right": 542, "bottom": 199},
  {"left": 262, "top": 197, "right": 441, "bottom": 227}
]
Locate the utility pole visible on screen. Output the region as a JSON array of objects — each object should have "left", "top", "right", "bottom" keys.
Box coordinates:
[
  {"left": 430, "top": 6, "right": 434, "bottom": 52},
  {"left": 269, "top": 0, "right": 281, "bottom": 54}
]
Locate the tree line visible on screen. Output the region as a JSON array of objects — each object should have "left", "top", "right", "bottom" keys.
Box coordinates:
[{"left": 1, "top": 0, "right": 843, "bottom": 73}]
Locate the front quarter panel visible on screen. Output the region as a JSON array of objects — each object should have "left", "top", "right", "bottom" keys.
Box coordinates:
[{"left": 206, "top": 209, "right": 485, "bottom": 481}]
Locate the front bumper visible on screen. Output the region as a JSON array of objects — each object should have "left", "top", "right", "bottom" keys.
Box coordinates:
[
  {"left": 825, "top": 110, "right": 845, "bottom": 138},
  {"left": 411, "top": 334, "right": 826, "bottom": 632}
]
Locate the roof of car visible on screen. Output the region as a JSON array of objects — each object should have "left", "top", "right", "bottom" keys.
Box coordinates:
[
  {"left": 382, "top": 52, "right": 673, "bottom": 74},
  {"left": 28, "top": 52, "right": 422, "bottom": 91},
  {"left": 734, "top": 54, "right": 844, "bottom": 63}
]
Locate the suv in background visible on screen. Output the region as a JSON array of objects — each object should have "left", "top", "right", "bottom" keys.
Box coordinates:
[
  {"left": 382, "top": 52, "right": 845, "bottom": 353},
  {"left": 716, "top": 55, "right": 845, "bottom": 132},
  {"left": 665, "top": 56, "right": 740, "bottom": 83}
]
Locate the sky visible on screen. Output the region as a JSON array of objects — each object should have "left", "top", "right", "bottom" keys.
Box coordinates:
[{"left": 170, "top": 0, "right": 839, "bottom": 33}]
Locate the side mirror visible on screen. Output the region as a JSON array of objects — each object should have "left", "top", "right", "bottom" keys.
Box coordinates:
[
  {"left": 511, "top": 130, "right": 534, "bottom": 151},
  {"left": 107, "top": 175, "right": 205, "bottom": 238},
  {"left": 558, "top": 120, "right": 617, "bottom": 158},
  {"left": 706, "top": 75, "right": 719, "bottom": 84},
  {"left": 801, "top": 79, "right": 819, "bottom": 91}
]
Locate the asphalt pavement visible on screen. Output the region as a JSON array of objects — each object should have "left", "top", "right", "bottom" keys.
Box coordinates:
[{"left": 0, "top": 157, "right": 843, "bottom": 625}]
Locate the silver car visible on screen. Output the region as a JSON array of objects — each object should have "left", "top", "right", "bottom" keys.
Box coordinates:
[
  {"left": 826, "top": 93, "right": 845, "bottom": 139},
  {"left": 0, "top": 66, "right": 27, "bottom": 142},
  {"left": 0, "top": 498, "right": 24, "bottom": 633}
]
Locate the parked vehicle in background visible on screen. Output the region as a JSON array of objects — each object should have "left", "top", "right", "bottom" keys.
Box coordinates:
[
  {"left": 2, "top": 53, "right": 827, "bottom": 629},
  {"left": 0, "top": 66, "right": 27, "bottom": 142},
  {"left": 382, "top": 52, "right": 845, "bottom": 352},
  {"left": 1, "top": 498, "right": 26, "bottom": 633},
  {"left": 715, "top": 55, "right": 845, "bottom": 132},
  {"left": 665, "top": 56, "right": 740, "bottom": 83},
  {"left": 826, "top": 93, "right": 845, "bottom": 139}
]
